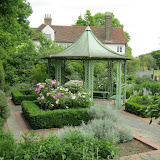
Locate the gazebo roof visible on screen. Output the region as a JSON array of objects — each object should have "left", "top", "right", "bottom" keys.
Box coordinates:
[{"left": 41, "top": 26, "right": 132, "bottom": 60}]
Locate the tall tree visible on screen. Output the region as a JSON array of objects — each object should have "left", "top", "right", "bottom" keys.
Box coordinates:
[
  {"left": 139, "top": 54, "right": 156, "bottom": 70},
  {"left": 94, "top": 12, "right": 123, "bottom": 27},
  {"left": 74, "top": 10, "right": 96, "bottom": 26},
  {"left": 0, "top": 0, "right": 34, "bottom": 49},
  {"left": 84, "top": 10, "right": 96, "bottom": 26},
  {"left": 74, "top": 15, "right": 86, "bottom": 26}
]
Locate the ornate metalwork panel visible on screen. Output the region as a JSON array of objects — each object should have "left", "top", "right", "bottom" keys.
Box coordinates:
[
  {"left": 55, "top": 60, "right": 62, "bottom": 85},
  {"left": 107, "top": 61, "right": 113, "bottom": 98},
  {"left": 123, "top": 61, "right": 127, "bottom": 103},
  {"left": 116, "top": 61, "right": 122, "bottom": 109},
  {"left": 48, "top": 59, "right": 51, "bottom": 79},
  {"left": 84, "top": 60, "right": 94, "bottom": 100}
]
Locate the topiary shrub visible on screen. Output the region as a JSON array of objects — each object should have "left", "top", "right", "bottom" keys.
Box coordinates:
[
  {"left": 11, "top": 89, "right": 37, "bottom": 105},
  {"left": 0, "top": 90, "right": 10, "bottom": 121},
  {"left": 0, "top": 60, "right": 5, "bottom": 91}
]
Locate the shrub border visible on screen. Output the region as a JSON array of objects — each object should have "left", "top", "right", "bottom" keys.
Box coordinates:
[
  {"left": 11, "top": 89, "right": 37, "bottom": 105},
  {"left": 21, "top": 101, "right": 91, "bottom": 129}
]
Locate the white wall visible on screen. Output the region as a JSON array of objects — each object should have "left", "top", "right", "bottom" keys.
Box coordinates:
[
  {"left": 33, "top": 40, "right": 40, "bottom": 46},
  {"left": 60, "top": 42, "right": 72, "bottom": 48},
  {"left": 105, "top": 44, "right": 126, "bottom": 55},
  {"left": 42, "top": 25, "right": 55, "bottom": 41}
]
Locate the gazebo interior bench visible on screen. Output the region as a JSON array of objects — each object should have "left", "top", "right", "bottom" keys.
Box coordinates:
[{"left": 93, "top": 91, "right": 109, "bottom": 99}]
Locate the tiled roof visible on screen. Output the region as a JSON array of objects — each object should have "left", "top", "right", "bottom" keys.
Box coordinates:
[{"left": 33, "top": 24, "right": 127, "bottom": 44}]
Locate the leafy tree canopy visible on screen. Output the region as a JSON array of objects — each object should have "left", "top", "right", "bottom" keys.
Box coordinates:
[
  {"left": 139, "top": 50, "right": 160, "bottom": 70},
  {"left": 74, "top": 10, "right": 130, "bottom": 43},
  {"left": 74, "top": 11, "right": 123, "bottom": 27},
  {"left": 0, "top": 0, "right": 34, "bottom": 49}
]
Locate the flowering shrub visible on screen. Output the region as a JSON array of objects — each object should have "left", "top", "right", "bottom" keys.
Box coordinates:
[
  {"left": 76, "top": 88, "right": 92, "bottom": 106},
  {"left": 64, "top": 80, "right": 83, "bottom": 93},
  {"left": 35, "top": 79, "right": 92, "bottom": 110},
  {"left": 35, "top": 79, "right": 72, "bottom": 110}
]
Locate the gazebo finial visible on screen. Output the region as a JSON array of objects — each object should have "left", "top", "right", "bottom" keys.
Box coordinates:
[{"left": 85, "top": 26, "right": 91, "bottom": 31}]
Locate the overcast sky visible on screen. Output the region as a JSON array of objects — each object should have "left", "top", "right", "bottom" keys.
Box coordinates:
[{"left": 27, "top": 0, "right": 160, "bottom": 57}]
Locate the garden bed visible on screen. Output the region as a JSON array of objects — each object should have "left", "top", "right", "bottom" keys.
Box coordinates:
[
  {"left": 125, "top": 96, "right": 158, "bottom": 118},
  {"left": 118, "top": 138, "right": 156, "bottom": 157}
]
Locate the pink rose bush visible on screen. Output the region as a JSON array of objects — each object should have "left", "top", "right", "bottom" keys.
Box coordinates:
[
  {"left": 35, "top": 79, "right": 72, "bottom": 110},
  {"left": 35, "top": 79, "right": 92, "bottom": 110}
]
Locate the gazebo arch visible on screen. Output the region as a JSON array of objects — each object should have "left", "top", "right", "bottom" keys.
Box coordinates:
[{"left": 41, "top": 26, "right": 132, "bottom": 109}]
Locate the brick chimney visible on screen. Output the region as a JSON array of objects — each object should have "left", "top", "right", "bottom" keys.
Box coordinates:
[
  {"left": 44, "top": 14, "right": 52, "bottom": 25},
  {"left": 105, "top": 14, "right": 112, "bottom": 41}
]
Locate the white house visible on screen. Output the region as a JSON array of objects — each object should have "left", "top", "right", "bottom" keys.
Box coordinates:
[{"left": 33, "top": 14, "right": 127, "bottom": 55}]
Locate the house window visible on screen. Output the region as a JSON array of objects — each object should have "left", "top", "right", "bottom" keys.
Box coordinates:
[
  {"left": 120, "top": 46, "right": 122, "bottom": 52},
  {"left": 117, "top": 46, "right": 122, "bottom": 52},
  {"left": 45, "top": 34, "right": 51, "bottom": 39},
  {"left": 117, "top": 46, "right": 119, "bottom": 52}
]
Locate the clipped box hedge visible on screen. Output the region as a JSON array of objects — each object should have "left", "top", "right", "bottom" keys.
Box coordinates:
[
  {"left": 11, "top": 89, "right": 37, "bottom": 105},
  {"left": 125, "top": 96, "right": 155, "bottom": 118},
  {"left": 21, "top": 101, "right": 92, "bottom": 129}
]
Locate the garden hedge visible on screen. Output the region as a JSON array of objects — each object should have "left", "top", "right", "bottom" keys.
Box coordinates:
[
  {"left": 11, "top": 89, "right": 37, "bottom": 105},
  {"left": 22, "top": 101, "right": 92, "bottom": 129},
  {"left": 125, "top": 96, "right": 155, "bottom": 118},
  {"left": 0, "top": 90, "right": 10, "bottom": 121}
]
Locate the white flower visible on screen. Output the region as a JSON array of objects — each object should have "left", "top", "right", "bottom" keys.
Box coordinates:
[
  {"left": 66, "top": 106, "right": 69, "bottom": 109},
  {"left": 65, "top": 88, "right": 68, "bottom": 92},
  {"left": 71, "top": 94, "right": 76, "bottom": 99}
]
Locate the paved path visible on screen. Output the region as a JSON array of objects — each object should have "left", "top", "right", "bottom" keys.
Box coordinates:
[
  {"left": 6, "top": 97, "right": 160, "bottom": 160},
  {"left": 94, "top": 99, "right": 160, "bottom": 160}
]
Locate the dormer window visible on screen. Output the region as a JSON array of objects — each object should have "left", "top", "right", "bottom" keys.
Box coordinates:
[{"left": 45, "top": 34, "right": 51, "bottom": 39}]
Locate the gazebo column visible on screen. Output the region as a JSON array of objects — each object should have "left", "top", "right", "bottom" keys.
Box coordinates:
[
  {"left": 55, "top": 60, "right": 62, "bottom": 85},
  {"left": 123, "top": 60, "right": 127, "bottom": 103},
  {"left": 84, "top": 60, "right": 94, "bottom": 100},
  {"left": 48, "top": 59, "right": 51, "bottom": 79},
  {"left": 107, "top": 60, "right": 113, "bottom": 98},
  {"left": 116, "top": 60, "right": 122, "bottom": 109}
]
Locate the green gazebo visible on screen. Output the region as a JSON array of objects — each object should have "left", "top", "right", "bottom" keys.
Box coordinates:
[{"left": 42, "top": 26, "right": 132, "bottom": 109}]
